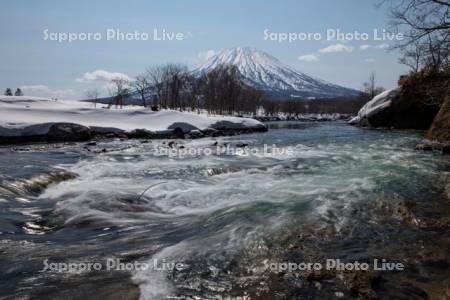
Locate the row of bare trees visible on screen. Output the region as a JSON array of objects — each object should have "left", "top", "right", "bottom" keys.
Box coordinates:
[
  {"left": 85, "top": 65, "right": 376, "bottom": 116},
  {"left": 143, "top": 63, "right": 264, "bottom": 115},
  {"left": 198, "top": 65, "right": 264, "bottom": 115},
  {"left": 87, "top": 64, "right": 264, "bottom": 115}
]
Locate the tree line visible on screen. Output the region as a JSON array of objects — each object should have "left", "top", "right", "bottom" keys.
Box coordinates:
[
  {"left": 86, "top": 61, "right": 390, "bottom": 116},
  {"left": 88, "top": 64, "right": 264, "bottom": 115},
  {"left": 85, "top": 64, "right": 386, "bottom": 116}
]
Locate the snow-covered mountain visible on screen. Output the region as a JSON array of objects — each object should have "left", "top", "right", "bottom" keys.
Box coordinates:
[{"left": 193, "top": 47, "right": 360, "bottom": 99}]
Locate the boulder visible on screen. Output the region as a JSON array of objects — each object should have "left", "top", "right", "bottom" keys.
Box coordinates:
[
  {"left": 148, "top": 128, "right": 185, "bottom": 139},
  {"left": 415, "top": 141, "right": 450, "bottom": 154},
  {"left": 348, "top": 89, "right": 400, "bottom": 127},
  {"left": 202, "top": 128, "right": 221, "bottom": 137},
  {"left": 349, "top": 88, "right": 440, "bottom": 129},
  {"left": 168, "top": 122, "right": 200, "bottom": 133},
  {"left": 415, "top": 143, "right": 433, "bottom": 151},
  {"left": 170, "top": 127, "right": 185, "bottom": 139},
  {"left": 46, "top": 123, "right": 92, "bottom": 142},
  {"left": 127, "top": 129, "right": 155, "bottom": 139},
  {"left": 350, "top": 71, "right": 449, "bottom": 129},
  {"left": 185, "top": 129, "right": 205, "bottom": 139}
]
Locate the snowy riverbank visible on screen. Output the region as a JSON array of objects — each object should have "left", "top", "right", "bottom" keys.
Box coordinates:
[{"left": 0, "top": 96, "right": 267, "bottom": 143}]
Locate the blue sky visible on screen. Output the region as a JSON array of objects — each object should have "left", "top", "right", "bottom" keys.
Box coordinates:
[{"left": 0, "top": 0, "right": 408, "bottom": 99}]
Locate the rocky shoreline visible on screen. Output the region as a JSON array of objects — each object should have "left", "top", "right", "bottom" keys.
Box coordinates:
[
  {"left": 415, "top": 140, "right": 450, "bottom": 155},
  {"left": 254, "top": 113, "right": 351, "bottom": 123},
  {"left": 0, "top": 122, "right": 268, "bottom": 145}
]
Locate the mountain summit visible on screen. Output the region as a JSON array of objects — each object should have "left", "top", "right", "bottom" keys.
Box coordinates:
[{"left": 193, "top": 47, "right": 360, "bottom": 99}]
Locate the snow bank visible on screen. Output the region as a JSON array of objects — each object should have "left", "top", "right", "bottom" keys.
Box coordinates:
[{"left": 0, "top": 96, "right": 265, "bottom": 138}]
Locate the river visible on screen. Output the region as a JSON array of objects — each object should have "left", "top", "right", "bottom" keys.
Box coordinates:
[{"left": 1, "top": 121, "right": 449, "bottom": 299}]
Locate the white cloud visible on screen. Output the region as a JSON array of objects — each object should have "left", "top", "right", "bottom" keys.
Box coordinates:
[
  {"left": 20, "top": 85, "right": 75, "bottom": 99},
  {"left": 298, "top": 54, "right": 319, "bottom": 62},
  {"left": 375, "top": 43, "right": 390, "bottom": 49},
  {"left": 319, "top": 44, "right": 354, "bottom": 54},
  {"left": 359, "top": 44, "right": 371, "bottom": 51},
  {"left": 76, "top": 69, "right": 130, "bottom": 83},
  {"left": 198, "top": 50, "right": 217, "bottom": 61},
  {"left": 364, "top": 58, "right": 376, "bottom": 63}
]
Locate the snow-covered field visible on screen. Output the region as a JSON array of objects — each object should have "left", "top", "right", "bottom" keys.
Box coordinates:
[{"left": 0, "top": 96, "right": 263, "bottom": 137}]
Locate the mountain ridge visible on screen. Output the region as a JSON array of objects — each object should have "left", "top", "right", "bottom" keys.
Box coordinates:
[{"left": 193, "top": 47, "right": 360, "bottom": 99}]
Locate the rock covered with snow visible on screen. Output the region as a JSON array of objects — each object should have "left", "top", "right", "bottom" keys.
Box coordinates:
[
  {"left": 348, "top": 89, "right": 401, "bottom": 127},
  {"left": 0, "top": 96, "right": 266, "bottom": 143},
  {"left": 349, "top": 85, "right": 443, "bottom": 129}
]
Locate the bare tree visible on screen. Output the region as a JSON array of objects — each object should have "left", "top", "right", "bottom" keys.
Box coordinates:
[
  {"left": 184, "top": 73, "right": 203, "bottom": 113},
  {"left": 133, "top": 74, "right": 150, "bottom": 107},
  {"left": 382, "top": 0, "right": 450, "bottom": 71},
  {"left": 146, "top": 64, "right": 189, "bottom": 110},
  {"left": 165, "top": 64, "right": 188, "bottom": 111},
  {"left": 146, "top": 66, "right": 165, "bottom": 108},
  {"left": 385, "top": 0, "right": 449, "bottom": 36},
  {"left": 199, "top": 64, "right": 263, "bottom": 115},
  {"left": 363, "top": 72, "right": 377, "bottom": 100},
  {"left": 363, "top": 72, "right": 386, "bottom": 99},
  {"left": 85, "top": 89, "right": 100, "bottom": 108},
  {"left": 399, "top": 40, "right": 426, "bottom": 72},
  {"left": 110, "top": 78, "right": 130, "bottom": 109}
]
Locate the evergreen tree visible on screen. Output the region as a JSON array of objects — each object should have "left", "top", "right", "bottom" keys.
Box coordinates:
[{"left": 14, "top": 88, "right": 23, "bottom": 96}]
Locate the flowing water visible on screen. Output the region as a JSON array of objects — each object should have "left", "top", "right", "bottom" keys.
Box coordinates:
[{"left": 0, "top": 122, "right": 449, "bottom": 299}]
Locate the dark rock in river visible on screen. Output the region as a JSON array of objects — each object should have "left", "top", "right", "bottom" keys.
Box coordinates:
[
  {"left": 185, "top": 130, "right": 204, "bottom": 139},
  {"left": 46, "top": 123, "right": 92, "bottom": 142},
  {"left": 171, "top": 127, "right": 185, "bottom": 139},
  {"left": 168, "top": 122, "right": 200, "bottom": 133},
  {"left": 202, "top": 128, "right": 221, "bottom": 137},
  {"left": 415, "top": 140, "right": 450, "bottom": 155},
  {"left": 442, "top": 145, "right": 450, "bottom": 155},
  {"left": 236, "top": 143, "right": 248, "bottom": 148},
  {"left": 415, "top": 143, "right": 433, "bottom": 151},
  {"left": 1, "top": 169, "right": 77, "bottom": 196},
  {"left": 127, "top": 129, "right": 155, "bottom": 139}
]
